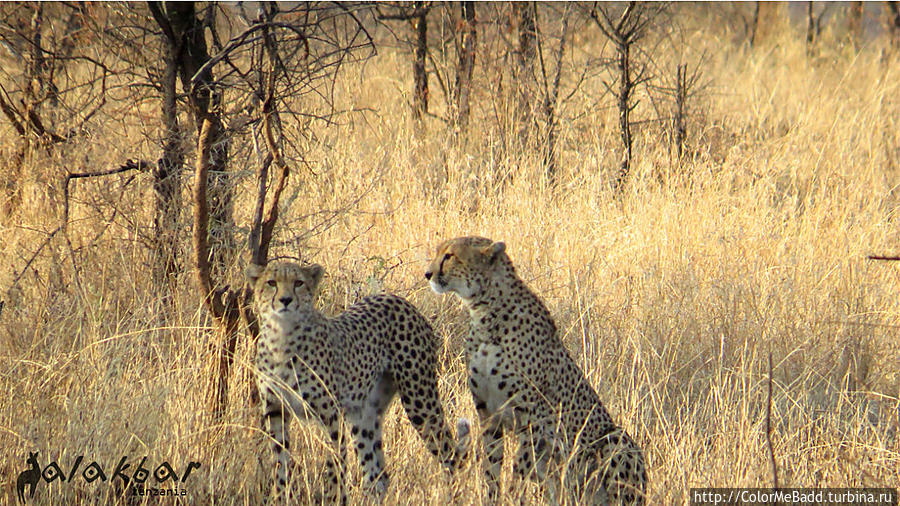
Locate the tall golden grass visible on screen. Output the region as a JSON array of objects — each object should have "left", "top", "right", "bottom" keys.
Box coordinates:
[{"left": 0, "top": 5, "right": 898, "bottom": 504}]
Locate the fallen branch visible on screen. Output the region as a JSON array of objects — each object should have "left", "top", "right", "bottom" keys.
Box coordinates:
[{"left": 867, "top": 255, "right": 900, "bottom": 261}]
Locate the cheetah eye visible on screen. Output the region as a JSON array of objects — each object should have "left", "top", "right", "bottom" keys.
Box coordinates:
[
  {"left": 293, "top": 279, "right": 304, "bottom": 289},
  {"left": 443, "top": 253, "right": 453, "bottom": 261},
  {"left": 267, "top": 279, "right": 277, "bottom": 287}
]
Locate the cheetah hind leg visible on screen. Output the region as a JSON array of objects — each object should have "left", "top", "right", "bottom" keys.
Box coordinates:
[
  {"left": 512, "top": 426, "right": 553, "bottom": 482},
  {"left": 348, "top": 371, "right": 397, "bottom": 498},
  {"left": 510, "top": 425, "right": 558, "bottom": 505},
  {"left": 317, "top": 423, "right": 348, "bottom": 505},
  {"left": 310, "top": 398, "right": 349, "bottom": 506}
]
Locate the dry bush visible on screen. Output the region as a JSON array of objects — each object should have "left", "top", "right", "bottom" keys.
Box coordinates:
[{"left": 0, "top": 5, "right": 898, "bottom": 505}]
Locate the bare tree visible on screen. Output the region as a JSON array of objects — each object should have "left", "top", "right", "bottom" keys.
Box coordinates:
[
  {"left": 591, "top": 2, "right": 661, "bottom": 191},
  {"left": 145, "top": 2, "right": 186, "bottom": 289},
  {"left": 413, "top": 2, "right": 429, "bottom": 121},
  {"left": 673, "top": 64, "right": 688, "bottom": 160},
  {"left": 807, "top": 2, "right": 817, "bottom": 55},
  {"left": 185, "top": 2, "right": 375, "bottom": 419},
  {"left": 749, "top": 1, "right": 761, "bottom": 48},
  {"left": 804, "top": 2, "right": 833, "bottom": 57},
  {"left": 514, "top": 1, "right": 537, "bottom": 138},
  {"left": 534, "top": 4, "right": 569, "bottom": 181},
  {"left": 376, "top": 2, "right": 431, "bottom": 122},
  {"left": 174, "top": 3, "right": 234, "bottom": 281},
  {"left": 453, "top": 2, "right": 476, "bottom": 139},
  {"left": 0, "top": 3, "right": 105, "bottom": 214},
  {"left": 648, "top": 58, "right": 708, "bottom": 166},
  {"left": 745, "top": 2, "right": 783, "bottom": 48}
]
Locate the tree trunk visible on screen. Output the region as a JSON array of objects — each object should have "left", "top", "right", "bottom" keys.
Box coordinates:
[
  {"left": 25, "top": 5, "right": 45, "bottom": 109},
  {"left": 515, "top": 2, "right": 536, "bottom": 139},
  {"left": 412, "top": 1, "right": 428, "bottom": 122},
  {"left": 541, "top": 6, "right": 567, "bottom": 182},
  {"left": 749, "top": 1, "right": 760, "bottom": 47},
  {"left": 152, "top": 14, "right": 184, "bottom": 289},
  {"left": 151, "top": 1, "right": 237, "bottom": 420},
  {"left": 806, "top": 1, "right": 816, "bottom": 55},
  {"left": 614, "top": 40, "right": 633, "bottom": 191},
  {"left": 848, "top": 1, "right": 864, "bottom": 47},
  {"left": 454, "top": 2, "right": 476, "bottom": 138},
  {"left": 166, "top": 2, "right": 234, "bottom": 282},
  {"left": 674, "top": 64, "right": 686, "bottom": 161}
]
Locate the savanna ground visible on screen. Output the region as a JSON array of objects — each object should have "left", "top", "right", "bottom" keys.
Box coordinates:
[{"left": 1, "top": 3, "right": 899, "bottom": 504}]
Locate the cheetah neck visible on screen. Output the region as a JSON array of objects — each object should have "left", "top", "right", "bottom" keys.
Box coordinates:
[
  {"left": 260, "top": 306, "right": 327, "bottom": 345},
  {"left": 465, "top": 268, "right": 549, "bottom": 328}
]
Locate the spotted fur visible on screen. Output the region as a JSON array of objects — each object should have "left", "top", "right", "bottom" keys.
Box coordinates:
[
  {"left": 425, "top": 237, "right": 647, "bottom": 504},
  {"left": 249, "top": 261, "right": 470, "bottom": 503}
]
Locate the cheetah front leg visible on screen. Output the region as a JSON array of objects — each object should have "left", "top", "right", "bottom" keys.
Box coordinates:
[
  {"left": 474, "top": 397, "right": 505, "bottom": 501},
  {"left": 262, "top": 393, "right": 294, "bottom": 502}
]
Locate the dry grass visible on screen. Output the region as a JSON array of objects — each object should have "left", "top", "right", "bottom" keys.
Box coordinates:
[{"left": 1, "top": 6, "right": 899, "bottom": 505}]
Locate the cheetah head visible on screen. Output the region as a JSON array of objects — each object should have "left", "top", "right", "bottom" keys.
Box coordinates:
[
  {"left": 425, "top": 236, "right": 506, "bottom": 302},
  {"left": 246, "top": 261, "right": 324, "bottom": 318}
]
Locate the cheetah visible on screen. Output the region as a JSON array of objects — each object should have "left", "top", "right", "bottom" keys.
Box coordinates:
[
  {"left": 425, "top": 236, "right": 647, "bottom": 504},
  {"left": 248, "top": 261, "right": 470, "bottom": 503}
]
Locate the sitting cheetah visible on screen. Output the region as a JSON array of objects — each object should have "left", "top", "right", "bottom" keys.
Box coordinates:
[
  {"left": 425, "top": 237, "right": 647, "bottom": 504},
  {"left": 248, "top": 261, "right": 470, "bottom": 503}
]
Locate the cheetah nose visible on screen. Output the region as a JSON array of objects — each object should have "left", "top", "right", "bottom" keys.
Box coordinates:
[
  {"left": 279, "top": 296, "right": 293, "bottom": 306},
  {"left": 425, "top": 271, "right": 433, "bottom": 280}
]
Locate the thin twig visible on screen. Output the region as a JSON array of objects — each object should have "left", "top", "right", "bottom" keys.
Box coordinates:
[
  {"left": 6, "top": 226, "right": 62, "bottom": 297},
  {"left": 765, "top": 352, "right": 779, "bottom": 489}
]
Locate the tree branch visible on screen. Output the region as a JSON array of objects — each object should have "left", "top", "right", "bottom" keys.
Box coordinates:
[
  {"left": 0, "top": 92, "right": 25, "bottom": 136},
  {"left": 63, "top": 160, "right": 152, "bottom": 223}
]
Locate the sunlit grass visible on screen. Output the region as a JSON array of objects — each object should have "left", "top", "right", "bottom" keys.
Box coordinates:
[{"left": 0, "top": 7, "right": 898, "bottom": 504}]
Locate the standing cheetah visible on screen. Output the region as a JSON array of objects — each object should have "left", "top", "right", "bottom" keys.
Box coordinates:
[
  {"left": 425, "top": 237, "right": 647, "bottom": 504},
  {"left": 248, "top": 261, "right": 470, "bottom": 503}
]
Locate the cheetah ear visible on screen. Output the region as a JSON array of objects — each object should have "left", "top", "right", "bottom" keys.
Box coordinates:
[
  {"left": 483, "top": 241, "right": 506, "bottom": 264},
  {"left": 246, "top": 263, "right": 266, "bottom": 283},
  {"left": 306, "top": 264, "right": 325, "bottom": 288}
]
